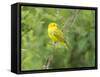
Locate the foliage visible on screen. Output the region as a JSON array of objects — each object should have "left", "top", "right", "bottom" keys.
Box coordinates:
[{"left": 21, "top": 6, "right": 95, "bottom": 71}]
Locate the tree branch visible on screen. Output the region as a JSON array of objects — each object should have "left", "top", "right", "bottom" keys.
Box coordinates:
[
  {"left": 43, "top": 55, "right": 53, "bottom": 69},
  {"left": 62, "top": 10, "right": 80, "bottom": 32}
]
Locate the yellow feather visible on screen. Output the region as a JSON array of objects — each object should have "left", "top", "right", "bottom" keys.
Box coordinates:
[{"left": 48, "top": 22, "right": 69, "bottom": 49}]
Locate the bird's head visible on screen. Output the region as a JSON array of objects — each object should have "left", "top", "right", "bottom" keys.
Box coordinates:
[{"left": 48, "top": 23, "right": 58, "bottom": 29}]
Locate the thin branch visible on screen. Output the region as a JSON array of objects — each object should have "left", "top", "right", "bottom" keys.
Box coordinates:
[
  {"left": 62, "top": 10, "right": 80, "bottom": 32},
  {"left": 43, "top": 43, "right": 56, "bottom": 69},
  {"left": 43, "top": 55, "right": 53, "bottom": 69}
]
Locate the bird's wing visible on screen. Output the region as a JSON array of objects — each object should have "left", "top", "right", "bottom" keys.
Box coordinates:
[{"left": 53, "top": 29, "right": 64, "bottom": 42}]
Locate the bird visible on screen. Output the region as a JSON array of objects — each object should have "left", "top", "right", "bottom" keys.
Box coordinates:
[{"left": 48, "top": 22, "right": 69, "bottom": 49}]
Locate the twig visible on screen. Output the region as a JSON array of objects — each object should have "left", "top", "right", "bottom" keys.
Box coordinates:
[
  {"left": 43, "top": 43, "right": 56, "bottom": 69},
  {"left": 62, "top": 10, "right": 80, "bottom": 32},
  {"left": 43, "top": 55, "right": 53, "bottom": 69}
]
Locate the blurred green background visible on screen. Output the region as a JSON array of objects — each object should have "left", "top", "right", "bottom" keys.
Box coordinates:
[{"left": 21, "top": 6, "right": 95, "bottom": 71}]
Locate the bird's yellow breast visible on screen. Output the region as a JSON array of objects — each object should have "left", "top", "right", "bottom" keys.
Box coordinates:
[{"left": 48, "top": 27, "right": 58, "bottom": 42}]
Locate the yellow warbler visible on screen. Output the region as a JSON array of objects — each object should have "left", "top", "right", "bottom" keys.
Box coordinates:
[{"left": 48, "top": 22, "right": 69, "bottom": 49}]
